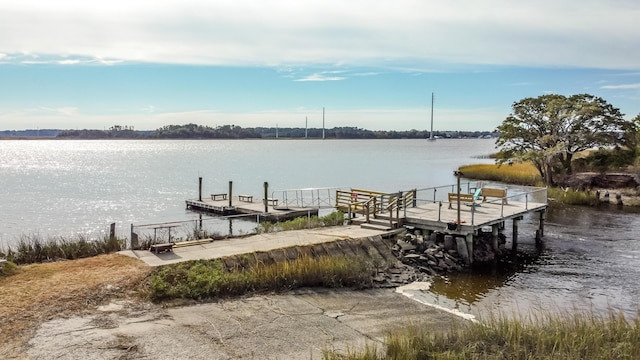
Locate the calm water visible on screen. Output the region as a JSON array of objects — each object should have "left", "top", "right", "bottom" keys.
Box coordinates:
[{"left": 1, "top": 138, "right": 639, "bottom": 318}]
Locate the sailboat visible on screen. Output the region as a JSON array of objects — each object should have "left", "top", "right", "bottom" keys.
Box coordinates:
[{"left": 427, "top": 92, "right": 436, "bottom": 141}]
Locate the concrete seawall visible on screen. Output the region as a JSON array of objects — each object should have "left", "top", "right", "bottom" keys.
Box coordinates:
[{"left": 220, "top": 235, "right": 399, "bottom": 270}]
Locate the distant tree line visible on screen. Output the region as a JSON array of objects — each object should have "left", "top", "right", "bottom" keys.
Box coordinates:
[{"left": 51, "top": 123, "right": 496, "bottom": 140}]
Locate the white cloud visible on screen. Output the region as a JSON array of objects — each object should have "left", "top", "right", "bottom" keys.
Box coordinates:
[
  {"left": 0, "top": 0, "right": 638, "bottom": 69},
  {"left": 601, "top": 83, "right": 640, "bottom": 90},
  {"left": 38, "top": 106, "right": 79, "bottom": 116},
  {"left": 294, "top": 73, "right": 346, "bottom": 82}
]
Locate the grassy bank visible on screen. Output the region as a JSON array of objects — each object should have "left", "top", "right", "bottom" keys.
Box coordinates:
[
  {"left": 149, "top": 254, "right": 374, "bottom": 301},
  {"left": 325, "top": 311, "right": 640, "bottom": 359}
]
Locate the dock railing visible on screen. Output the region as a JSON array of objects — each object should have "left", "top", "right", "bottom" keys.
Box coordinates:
[
  {"left": 412, "top": 182, "right": 548, "bottom": 227},
  {"left": 271, "top": 187, "right": 346, "bottom": 209}
]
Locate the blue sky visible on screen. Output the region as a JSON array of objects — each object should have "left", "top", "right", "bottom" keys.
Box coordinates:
[{"left": 1, "top": 0, "right": 639, "bottom": 131}]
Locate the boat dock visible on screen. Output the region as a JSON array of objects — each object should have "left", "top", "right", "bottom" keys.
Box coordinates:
[{"left": 182, "top": 177, "right": 547, "bottom": 264}]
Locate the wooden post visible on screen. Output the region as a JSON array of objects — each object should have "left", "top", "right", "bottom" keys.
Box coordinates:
[
  {"left": 455, "top": 171, "right": 462, "bottom": 229},
  {"left": 264, "top": 181, "right": 269, "bottom": 213},
  {"left": 109, "top": 222, "right": 116, "bottom": 240},
  {"left": 228, "top": 181, "right": 233, "bottom": 207},
  {"left": 198, "top": 176, "right": 202, "bottom": 202},
  {"left": 539, "top": 210, "right": 545, "bottom": 238}
]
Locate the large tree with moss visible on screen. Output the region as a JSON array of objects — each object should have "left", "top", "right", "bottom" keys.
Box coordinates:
[{"left": 495, "top": 94, "right": 633, "bottom": 186}]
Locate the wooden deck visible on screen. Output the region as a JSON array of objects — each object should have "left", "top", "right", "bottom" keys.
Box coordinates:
[
  {"left": 402, "top": 198, "right": 547, "bottom": 235},
  {"left": 186, "top": 196, "right": 318, "bottom": 222}
]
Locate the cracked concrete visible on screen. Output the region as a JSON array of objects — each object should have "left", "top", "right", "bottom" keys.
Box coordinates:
[{"left": 27, "top": 288, "right": 462, "bottom": 359}]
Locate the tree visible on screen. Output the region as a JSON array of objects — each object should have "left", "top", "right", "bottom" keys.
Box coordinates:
[{"left": 496, "top": 94, "right": 628, "bottom": 186}]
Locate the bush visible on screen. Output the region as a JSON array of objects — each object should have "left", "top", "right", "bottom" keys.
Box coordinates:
[{"left": 0, "top": 260, "right": 19, "bottom": 277}]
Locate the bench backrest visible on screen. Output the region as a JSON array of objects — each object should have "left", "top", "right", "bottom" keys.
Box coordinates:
[{"left": 481, "top": 187, "right": 508, "bottom": 204}]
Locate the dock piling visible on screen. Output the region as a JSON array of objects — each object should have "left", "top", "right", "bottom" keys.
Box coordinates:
[
  {"left": 264, "top": 182, "right": 269, "bottom": 213},
  {"left": 229, "top": 181, "right": 233, "bottom": 207},
  {"left": 198, "top": 177, "right": 203, "bottom": 202}
]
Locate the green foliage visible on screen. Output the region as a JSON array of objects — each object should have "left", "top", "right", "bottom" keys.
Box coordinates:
[
  {"left": 574, "top": 147, "right": 638, "bottom": 173},
  {"left": 149, "top": 254, "right": 374, "bottom": 301},
  {"left": 327, "top": 311, "right": 640, "bottom": 359},
  {"left": 0, "top": 260, "right": 19, "bottom": 277},
  {"left": 496, "top": 94, "right": 631, "bottom": 185},
  {"left": 255, "top": 211, "right": 345, "bottom": 233},
  {"left": 1, "top": 234, "right": 125, "bottom": 265}
]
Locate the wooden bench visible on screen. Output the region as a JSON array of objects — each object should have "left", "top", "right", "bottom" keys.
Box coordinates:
[
  {"left": 264, "top": 198, "right": 278, "bottom": 206},
  {"left": 238, "top": 194, "right": 253, "bottom": 202},
  {"left": 481, "top": 187, "right": 508, "bottom": 205},
  {"left": 211, "top": 193, "right": 227, "bottom": 201},
  {"left": 150, "top": 243, "right": 174, "bottom": 254},
  {"left": 448, "top": 193, "right": 475, "bottom": 209}
]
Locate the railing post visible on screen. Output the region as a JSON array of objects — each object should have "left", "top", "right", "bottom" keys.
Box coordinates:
[
  {"left": 373, "top": 197, "right": 378, "bottom": 218},
  {"left": 525, "top": 193, "right": 529, "bottom": 210},
  {"left": 412, "top": 189, "right": 417, "bottom": 207},
  {"left": 438, "top": 201, "right": 442, "bottom": 221},
  {"left": 433, "top": 188, "right": 437, "bottom": 203}
]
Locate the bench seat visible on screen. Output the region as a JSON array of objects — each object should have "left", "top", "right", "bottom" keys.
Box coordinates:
[
  {"left": 211, "top": 193, "right": 227, "bottom": 201},
  {"left": 238, "top": 194, "right": 253, "bottom": 202}
]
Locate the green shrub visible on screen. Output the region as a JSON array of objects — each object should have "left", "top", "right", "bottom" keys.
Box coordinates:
[
  {"left": 0, "top": 260, "right": 19, "bottom": 277},
  {"left": 255, "top": 211, "right": 345, "bottom": 233}
]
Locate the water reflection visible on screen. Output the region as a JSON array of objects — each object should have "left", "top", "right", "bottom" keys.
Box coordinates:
[{"left": 416, "top": 204, "right": 640, "bottom": 319}]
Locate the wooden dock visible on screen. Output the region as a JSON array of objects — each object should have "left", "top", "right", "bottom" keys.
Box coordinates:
[{"left": 186, "top": 196, "right": 319, "bottom": 222}]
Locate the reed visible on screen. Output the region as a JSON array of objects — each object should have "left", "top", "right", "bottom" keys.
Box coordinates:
[
  {"left": 458, "top": 163, "right": 542, "bottom": 186},
  {"left": 149, "top": 254, "right": 374, "bottom": 301},
  {"left": 324, "top": 311, "right": 640, "bottom": 359},
  {"left": 0, "top": 234, "right": 125, "bottom": 265}
]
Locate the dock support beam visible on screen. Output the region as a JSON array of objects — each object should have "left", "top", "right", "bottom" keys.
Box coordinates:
[
  {"left": 465, "top": 233, "right": 474, "bottom": 264},
  {"left": 512, "top": 216, "right": 522, "bottom": 253},
  {"left": 491, "top": 224, "right": 499, "bottom": 252},
  {"left": 228, "top": 181, "right": 233, "bottom": 207}
]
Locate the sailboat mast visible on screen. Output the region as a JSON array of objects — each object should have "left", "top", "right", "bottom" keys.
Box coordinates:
[{"left": 430, "top": 92, "right": 434, "bottom": 140}]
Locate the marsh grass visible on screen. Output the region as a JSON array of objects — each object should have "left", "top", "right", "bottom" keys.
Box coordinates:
[
  {"left": 547, "top": 187, "right": 599, "bottom": 206},
  {"left": 149, "top": 254, "right": 373, "bottom": 301},
  {"left": 1, "top": 234, "right": 124, "bottom": 265},
  {"left": 459, "top": 163, "right": 542, "bottom": 186},
  {"left": 255, "top": 211, "right": 345, "bottom": 233},
  {"left": 326, "top": 311, "right": 640, "bottom": 359}
]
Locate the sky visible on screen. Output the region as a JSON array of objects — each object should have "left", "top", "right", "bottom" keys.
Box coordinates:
[{"left": 1, "top": 0, "right": 639, "bottom": 131}]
